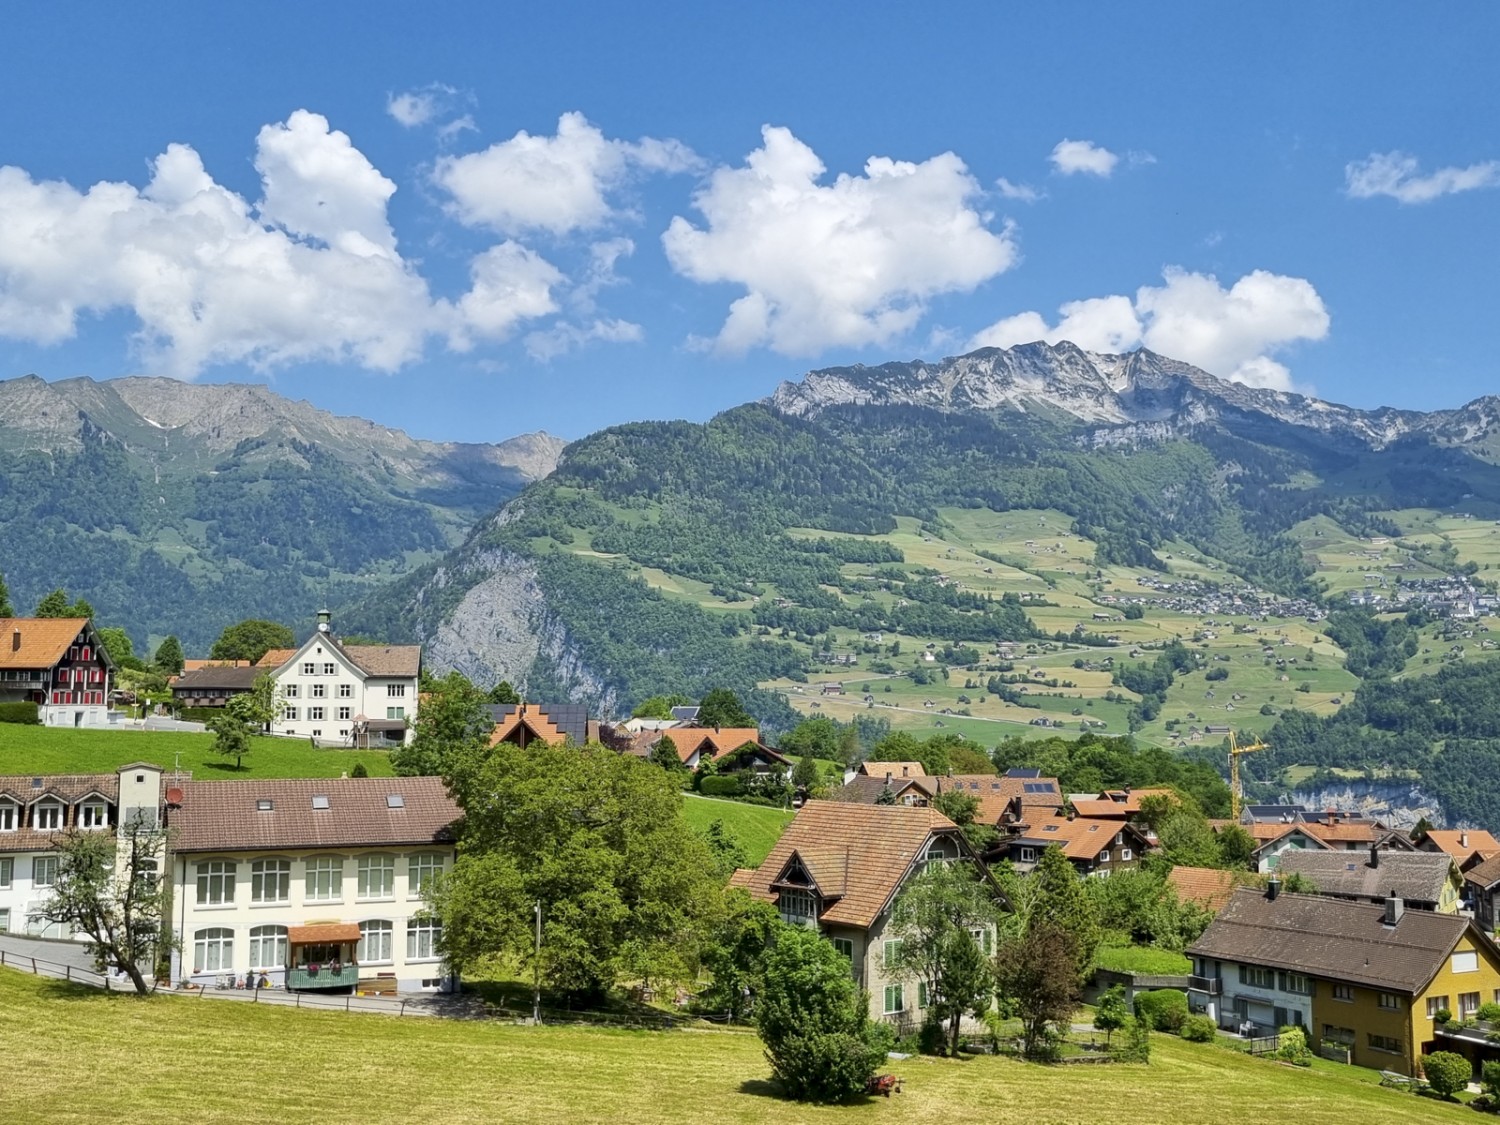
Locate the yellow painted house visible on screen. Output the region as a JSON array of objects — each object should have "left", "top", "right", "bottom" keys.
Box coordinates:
[{"left": 1188, "top": 885, "right": 1500, "bottom": 1078}]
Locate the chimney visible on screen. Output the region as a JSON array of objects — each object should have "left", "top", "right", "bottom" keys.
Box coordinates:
[
  {"left": 902, "top": 766, "right": 909, "bottom": 778},
  {"left": 885, "top": 772, "right": 893, "bottom": 784},
  {"left": 1267, "top": 875, "right": 1282, "bottom": 901},
  {"left": 10, "top": 628, "right": 18, "bottom": 652},
  {"left": 1384, "top": 895, "right": 1405, "bottom": 926},
  {"left": 1369, "top": 844, "right": 1379, "bottom": 869},
  {"left": 1462, "top": 832, "right": 1470, "bottom": 849}
]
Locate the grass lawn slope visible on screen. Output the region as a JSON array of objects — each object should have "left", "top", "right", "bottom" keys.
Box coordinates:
[
  {"left": 0, "top": 970, "right": 1469, "bottom": 1124},
  {"left": 0, "top": 725, "right": 392, "bottom": 779},
  {"left": 681, "top": 793, "right": 794, "bottom": 866}
]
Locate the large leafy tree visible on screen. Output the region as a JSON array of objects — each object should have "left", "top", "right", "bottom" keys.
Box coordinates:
[
  {"left": 35, "top": 588, "right": 93, "bottom": 619},
  {"left": 40, "top": 821, "right": 173, "bottom": 995},
  {"left": 432, "top": 741, "right": 724, "bottom": 999},
  {"left": 756, "top": 925, "right": 890, "bottom": 1102},
  {"left": 930, "top": 790, "right": 999, "bottom": 853},
  {"left": 994, "top": 920, "right": 1080, "bottom": 1059},
  {"left": 391, "top": 671, "right": 494, "bottom": 780},
  {"left": 209, "top": 619, "right": 294, "bottom": 664},
  {"left": 697, "top": 687, "right": 755, "bottom": 728},
  {"left": 153, "top": 635, "right": 185, "bottom": 675},
  {"left": 1028, "top": 845, "right": 1102, "bottom": 980},
  {"left": 206, "top": 710, "right": 253, "bottom": 771},
  {"left": 96, "top": 627, "right": 134, "bottom": 665},
  {"left": 889, "top": 860, "right": 1001, "bottom": 1055},
  {"left": 698, "top": 890, "right": 780, "bottom": 1021}
]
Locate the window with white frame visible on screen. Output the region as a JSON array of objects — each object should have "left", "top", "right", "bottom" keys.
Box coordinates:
[
  {"left": 1461, "top": 991, "right": 1482, "bottom": 1017},
  {"left": 196, "top": 860, "right": 236, "bottom": 906},
  {"left": 1240, "top": 964, "right": 1275, "bottom": 989},
  {"left": 778, "top": 888, "right": 816, "bottom": 926},
  {"left": 0, "top": 802, "right": 15, "bottom": 831},
  {"left": 301, "top": 662, "right": 315, "bottom": 675},
  {"left": 407, "top": 918, "right": 442, "bottom": 961},
  {"left": 1120, "top": 848, "right": 1133, "bottom": 861},
  {"left": 408, "top": 854, "right": 444, "bottom": 898},
  {"left": 310, "top": 684, "right": 326, "bottom": 698},
  {"left": 251, "top": 859, "right": 291, "bottom": 903},
  {"left": 305, "top": 856, "right": 343, "bottom": 901},
  {"left": 337, "top": 706, "right": 352, "bottom": 720},
  {"left": 339, "top": 683, "right": 353, "bottom": 698},
  {"left": 308, "top": 707, "right": 325, "bottom": 721},
  {"left": 248, "top": 925, "right": 287, "bottom": 970},
  {"left": 1377, "top": 992, "right": 1403, "bottom": 1010},
  {"left": 322, "top": 662, "right": 336, "bottom": 675},
  {"left": 79, "top": 802, "right": 108, "bottom": 829},
  {"left": 135, "top": 858, "right": 159, "bottom": 895},
  {"left": 1019, "top": 846, "right": 1036, "bottom": 863},
  {"left": 970, "top": 926, "right": 993, "bottom": 956},
  {"left": 357, "top": 855, "right": 395, "bottom": 900},
  {"left": 387, "top": 706, "right": 406, "bottom": 720},
  {"left": 0, "top": 857, "right": 10, "bottom": 888},
  {"left": 193, "top": 927, "right": 234, "bottom": 973},
  {"left": 883, "top": 939, "right": 903, "bottom": 969},
  {"left": 1279, "top": 971, "right": 1311, "bottom": 995},
  {"left": 388, "top": 683, "right": 406, "bottom": 697},
  {"left": 33, "top": 856, "right": 58, "bottom": 886},
  {"left": 883, "top": 983, "right": 904, "bottom": 1014},
  {"left": 284, "top": 684, "right": 299, "bottom": 699},
  {"left": 1427, "top": 995, "right": 1451, "bottom": 1019},
  {"left": 283, "top": 706, "right": 300, "bottom": 721},
  {"left": 1453, "top": 950, "right": 1479, "bottom": 974},
  {"left": 358, "top": 920, "right": 394, "bottom": 963},
  {"left": 33, "top": 802, "right": 62, "bottom": 830}
]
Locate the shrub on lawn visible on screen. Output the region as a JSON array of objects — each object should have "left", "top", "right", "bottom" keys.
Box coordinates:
[
  {"left": 1275, "top": 1025, "right": 1312, "bottom": 1066},
  {"left": 1180, "top": 1014, "right": 1217, "bottom": 1042},
  {"left": 1134, "top": 989, "right": 1187, "bottom": 1032},
  {"left": 1423, "top": 1050, "right": 1472, "bottom": 1099},
  {"left": 0, "top": 702, "right": 39, "bottom": 724},
  {"left": 698, "top": 775, "right": 744, "bottom": 798}
]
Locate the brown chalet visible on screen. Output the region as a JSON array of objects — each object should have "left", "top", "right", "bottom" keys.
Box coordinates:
[
  {"left": 1000, "top": 813, "right": 1151, "bottom": 877},
  {"left": 628, "top": 726, "right": 786, "bottom": 772},
  {"left": 729, "top": 800, "right": 999, "bottom": 1028}
]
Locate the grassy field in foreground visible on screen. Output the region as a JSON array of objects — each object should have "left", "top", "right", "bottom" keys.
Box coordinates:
[
  {"left": 0, "top": 725, "right": 393, "bottom": 779},
  {"left": 0, "top": 969, "right": 1470, "bottom": 1125},
  {"left": 682, "top": 794, "right": 793, "bottom": 866}
]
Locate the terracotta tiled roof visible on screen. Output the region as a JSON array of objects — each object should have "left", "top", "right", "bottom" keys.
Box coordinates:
[
  {"left": 1300, "top": 821, "right": 1387, "bottom": 845},
  {"left": 858, "top": 761, "right": 926, "bottom": 779},
  {"left": 1011, "top": 815, "right": 1148, "bottom": 861},
  {"left": 1423, "top": 829, "right": 1500, "bottom": 863},
  {"left": 1167, "top": 866, "right": 1240, "bottom": 914},
  {"left": 288, "top": 922, "right": 360, "bottom": 944},
  {"left": 1071, "top": 788, "right": 1178, "bottom": 819},
  {"left": 181, "top": 659, "right": 251, "bottom": 672},
  {"left": 632, "top": 727, "right": 765, "bottom": 764},
  {"left": 1273, "top": 849, "right": 1457, "bottom": 904},
  {"left": 171, "top": 777, "right": 458, "bottom": 852},
  {"left": 0, "top": 618, "right": 92, "bottom": 670},
  {"left": 341, "top": 644, "right": 421, "bottom": 678},
  {"left": 1243, "top": 822, "right": 1332, "bottom": 847},
  {"left": 734, "top": 800, "right": 962, "bottom": 929},
  {"left": 255, "top": 648, "right": 297, "bottom": 669},
  {"left": 1188, "top": 887, "right": 1478, "bottom": 994}
]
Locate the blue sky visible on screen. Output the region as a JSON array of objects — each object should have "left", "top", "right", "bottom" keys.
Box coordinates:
[{"left": 0, "top": 3, "right": 1496, "bottom": 442}]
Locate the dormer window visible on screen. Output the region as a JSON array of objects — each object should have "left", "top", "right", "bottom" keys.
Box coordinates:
[
  {"left": 0, "top": 803, "right": 14, "bottom": 830},
  {"left": 778, "top": 888, "right": 817, "bottom": 927},
  {"left": 34, "top": 802, "right": 62, "bottom": 831},
  {"left": 79, "top": 802, "right": 108, "bottom": 829}
]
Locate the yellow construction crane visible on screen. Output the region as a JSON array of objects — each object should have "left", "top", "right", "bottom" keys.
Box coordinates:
[{"left": 1228, "top": 733, "right": 1269, "bottom": 823}]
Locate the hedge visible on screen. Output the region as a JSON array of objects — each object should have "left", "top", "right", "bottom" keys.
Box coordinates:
[
  {"left": 1179, "top": 1013, "right": 1217, "bottom": 1042},
  {"left": 0, "top": 701, "right": 40, "bottom": 725},
  {"left": 1134, "top": 989, "right": 1188, "bottom": 1032},
  {"left": 176, "top": 706, "right": 226, "bottom": 723},
  {"left": 698, "top": 775, "right": 745, "bottom": 798}
]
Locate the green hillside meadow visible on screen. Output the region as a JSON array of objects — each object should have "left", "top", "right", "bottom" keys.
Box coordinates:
[{"left": 0, "top": 970, "right": 1470, "bottom": 1125}]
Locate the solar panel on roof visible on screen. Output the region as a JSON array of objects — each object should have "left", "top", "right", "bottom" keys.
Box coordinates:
[{"left": 1005, "top": 768, "right": 1042, "bottom": 779}]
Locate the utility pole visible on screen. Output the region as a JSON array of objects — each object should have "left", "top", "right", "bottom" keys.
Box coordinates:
[{"left": 533, "top": 899, "right": 542, "bottom": 1025}]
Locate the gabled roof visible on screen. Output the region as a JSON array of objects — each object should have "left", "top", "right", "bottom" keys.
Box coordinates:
[
  {"left": 172, "top": 665, "right": 263, "bottom": 692},
  {"left": 488, "top": 703, "right": 590, "bottom": 747},
  {"left": 0, "top": 767, "right": 168, "bottom": 853},
  {"left": 1188, "top": 887, "right": 1481, "bottom": 994},
  {"left": 341, "top": 644, "right": 422, "bottom": 678},
  {"left": 1167, "top": 866, "right": 1240, "bottom": 914},
  {"left": 631, "top": 725, "right": 763, "bottom": 764},
  {"left": 932, "top": 774, "right": 1061, "bottom": 825},
  {"left": 255, "top": 648, "right": 297, "bottom": 669},
  {"left": 731, "top": 801, "right": 964, "bottom": 930},
  {"left": 1299, "top": 820, "right": 1388, "bottom": 845},
  {"left": 829, "top": 775, "right": 931, "bottom": 805},
  {"left": 1274, "top": 849, "right": 1458, "bottom": 904},
  {"left": 1465, "top": 853, "right": 1500, "bottom": 892},
  {"left": 170, "top": 777, "right": 459, "bottom": 852},
  {"left": 1244, "top": 822, "right": 1334, "bottom": 849},
  {"left": 1012, "top": 815, "right": 1149, "bottom": 861},
  {"left": 858, "top": 760, "right": 926, "bottom": 779},
  {"left": 1422, "top": 829, "right": 1500, "bottom": 864},
  {"left": 0, "top": 618, "right": 98, "bottom": 670}
]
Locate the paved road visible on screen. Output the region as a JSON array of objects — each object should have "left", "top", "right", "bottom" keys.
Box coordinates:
[{"left": 0, "top": 932, "right": 98, "bottom": 974}]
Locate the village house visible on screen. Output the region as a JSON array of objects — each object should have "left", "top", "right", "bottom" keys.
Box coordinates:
[
  {"left": 170, "top": 664, "right": 262, "bottom": 709},
  {"left": 1273, "top": 847, "right": 1462, "bottom": 914},
  {"left": 0, "top": 763, "right": 166, "bottom": 938},
  {"left": 1188, "top": 882, "right": 1500, "bottom": 1076},
  {"left": 998, "top": 814, "right": 1151, "bottom": 877},
  {"left": 260, "top": 612, "right": 421, "bottom": 747},
  {"left": 1419, "top": 829, "right": 1500, "bottom": 871},
  {"left": 1166, "top": 865, "right": 1241, "bottom": 916},
  {"left": 489, "top": 703, "right": 594, "bottom": 748},
  {"left": 620, "top": 725, "right": 787, "bottom": 773},
  {"left": 1464, "top": 854, "right": 1500, "bottom": 934},
  {"left": 167, "top": 776, "right": 459, "bottom": 995},
  {"left": 729, "top": 801, "right": 998, "bottom": 1029},
  {"left": 0, "top": 617, "right": 114, "bottom": 728}
]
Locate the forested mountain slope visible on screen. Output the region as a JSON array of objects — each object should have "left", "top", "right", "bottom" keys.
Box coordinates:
[{"left": 0, "top": 374, "right": 562, "bottom": 650}]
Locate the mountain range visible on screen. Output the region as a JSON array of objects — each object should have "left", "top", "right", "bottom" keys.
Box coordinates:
[{"left": 0, "top": 373, "right": 563, "bottom": 651}]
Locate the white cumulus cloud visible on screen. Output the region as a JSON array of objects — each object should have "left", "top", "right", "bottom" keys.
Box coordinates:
[
  {"left": 663, "top": 125, "right": 1018, "bottom": 356},
  {"left": 0, "top": 110, "right": 565, "bottom": 376},
  {"left": 995, "top": 177, "right": 1044, "bottom": 202},
  {"left": 1050, "top": 138, "right": 1119, "bottom": 177},
  {"left": 1345, "top": 150, "right": 1500, "bottom": 204},
  {"left": 968, "top": 268, "right": 1330, "bottom": 392},
  {"left": 387, "top": 90, "right": 442, "bottom": 128},
  {"left": 434, "top": 111, "right": 698, "bottom": 236},
  {"left": 524, "top": 317, "right": 643, "bottom": 361}
]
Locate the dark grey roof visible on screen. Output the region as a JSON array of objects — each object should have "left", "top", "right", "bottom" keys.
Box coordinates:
[
  {"left": 486, "top": 703, "right": 590, "bottom": 745},
  {"left": 172, "top": 666, "right": 263, "bottom": 691},
  {"left": 1004, "top": 768, "right": 1042, "bottom": 779},
  {"left": 1188, "top": 887, "right": 1473, "bottom": 993},
  {"left": 670, "top": 705, "right": 700, "bottom": 722},
  {"left": 1274, "top": 849, "right": 1456, "bottom": 904}
]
